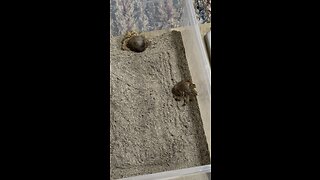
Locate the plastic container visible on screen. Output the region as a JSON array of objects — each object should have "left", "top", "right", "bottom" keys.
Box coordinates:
[{"left": 110, "top": 0, "right": 211, "bottom": 179}]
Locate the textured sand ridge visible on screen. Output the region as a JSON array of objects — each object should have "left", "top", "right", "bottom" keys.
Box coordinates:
[{"left": 110, "top": 31, "right": 210, "bottom": 179}]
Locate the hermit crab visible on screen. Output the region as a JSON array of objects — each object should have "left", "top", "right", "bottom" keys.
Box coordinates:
[
  {"left": 121, "top": 31, "right": 149, "bottom": 53},
  {"left": 172, "top": 80, "right": 198, "bottom": 106}
]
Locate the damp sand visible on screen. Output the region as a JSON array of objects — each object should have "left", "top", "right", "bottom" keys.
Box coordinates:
[{"left": 110, "top": 30, "right": 210, "bottom": 179}]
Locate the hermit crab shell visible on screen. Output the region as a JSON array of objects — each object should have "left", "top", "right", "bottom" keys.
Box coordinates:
[{"left": 126, "top": 35, "right": 148, "bottom": 53}]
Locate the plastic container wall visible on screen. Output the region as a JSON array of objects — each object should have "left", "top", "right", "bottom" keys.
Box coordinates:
[
  {"left": 120, "top": 165, "right": 211, "bottom": 180},
  {"left": 178, "top": 0, "right": 211, "bottom": 158}
]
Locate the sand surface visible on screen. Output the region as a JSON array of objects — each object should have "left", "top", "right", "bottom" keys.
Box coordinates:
[{"left": 110, "top": 31, "right": 210, "bottom": 179}]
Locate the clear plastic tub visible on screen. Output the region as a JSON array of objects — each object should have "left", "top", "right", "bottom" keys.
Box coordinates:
[{"left": 110, "top": 0, "right": 211, "bottom": 179}]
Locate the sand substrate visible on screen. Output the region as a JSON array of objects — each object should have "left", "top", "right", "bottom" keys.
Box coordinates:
[{"left": 110, "top": 30, "right": 210, "bottom": 179}]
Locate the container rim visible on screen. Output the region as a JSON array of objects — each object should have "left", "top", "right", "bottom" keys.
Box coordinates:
[{"left": 119, "top": 164, "right": 211, "bottom": 180}]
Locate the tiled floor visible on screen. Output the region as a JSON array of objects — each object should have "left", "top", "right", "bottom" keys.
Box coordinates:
[{"left": 110, "top": 0, "right": 211, "bottom": 37}]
